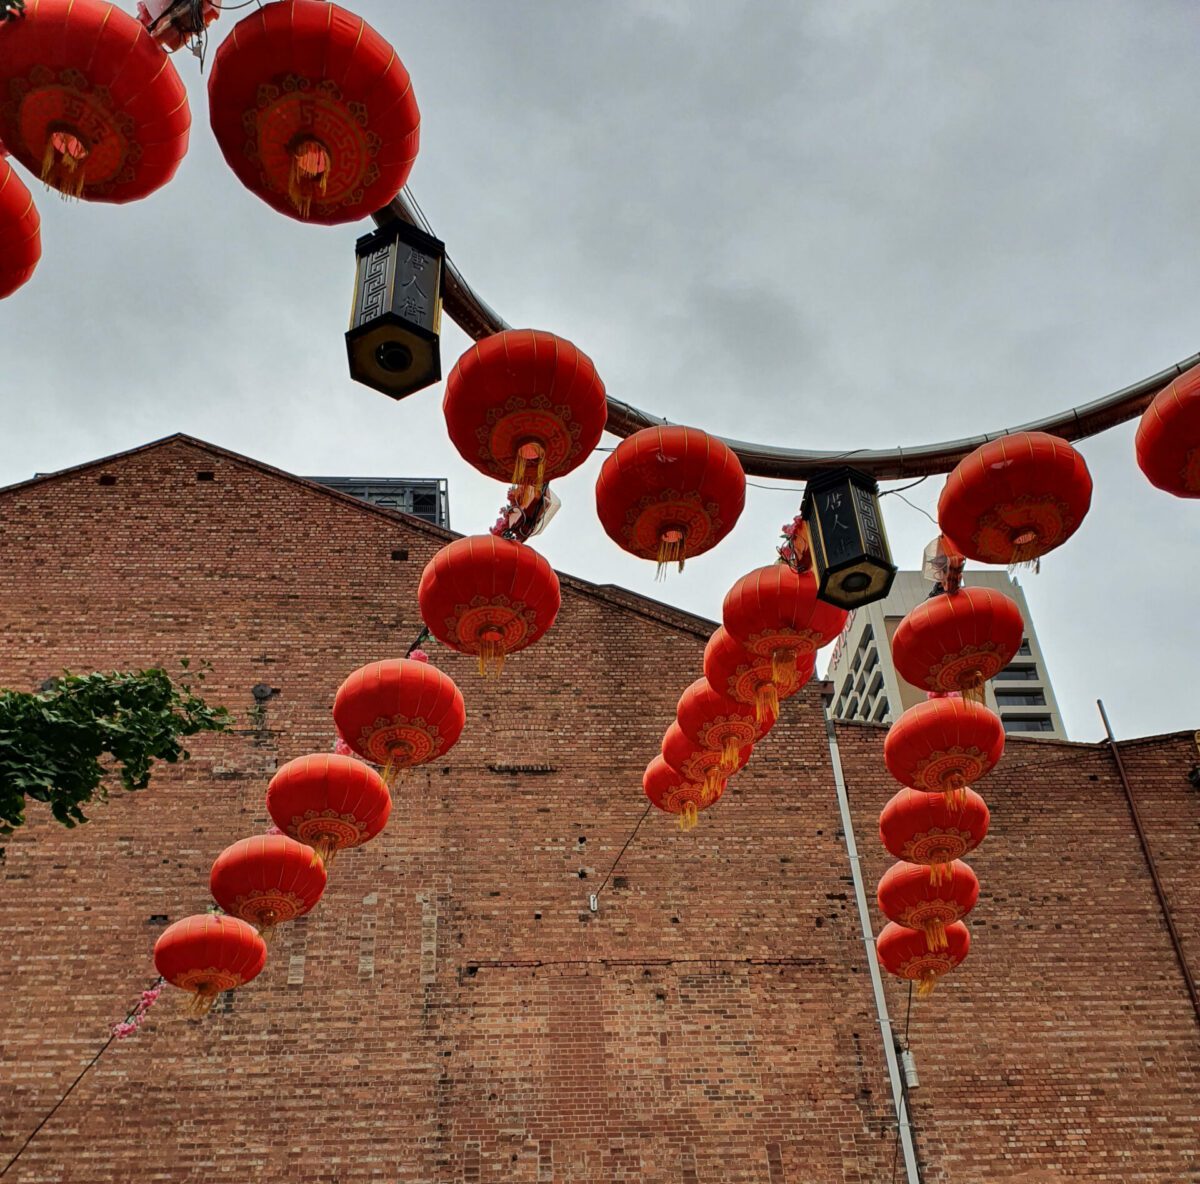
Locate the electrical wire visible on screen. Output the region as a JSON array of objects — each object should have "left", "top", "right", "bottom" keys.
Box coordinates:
[{"left": 592, "top": 801, "right": 653, "bottom": 903}]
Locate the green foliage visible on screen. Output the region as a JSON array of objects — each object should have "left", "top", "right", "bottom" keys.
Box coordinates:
[{"left": 0, "top": 664, "right": 229, "bottom": 858}]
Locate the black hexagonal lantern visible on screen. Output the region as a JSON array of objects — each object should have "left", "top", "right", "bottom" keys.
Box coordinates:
[
  {"left": 346, "top": 220, "right": 444, "bottom": 401},
  {"left": 801, "top": 467, "right": 898, "bottom": 610}
]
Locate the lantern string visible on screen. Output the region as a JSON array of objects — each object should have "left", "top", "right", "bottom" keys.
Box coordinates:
[{"left": 592, "top": 801, "right": 653, "bottom": 905}]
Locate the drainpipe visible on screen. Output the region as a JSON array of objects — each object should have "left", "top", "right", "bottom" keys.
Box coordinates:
[
  {"left": 823, "top": 707, "right": 922, "bottom": 1183},
  {"left": 1097, "top": 701, "right": 1200, "bottom": 1031}
]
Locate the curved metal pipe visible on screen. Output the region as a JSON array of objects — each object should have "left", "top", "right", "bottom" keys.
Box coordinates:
[{"left": 377, "top": 194, "right": 1192, "bottom": 481}]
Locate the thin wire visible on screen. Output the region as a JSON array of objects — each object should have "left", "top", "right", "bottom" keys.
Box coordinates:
[
  {"left": 887, "top": 491, "right": 939, "bottom": 527},
  {"left": 881, "top": 475, "right": 930, "bottom": 497},
  {"left": 593, "top": 801, "right": 653, "bottom": 901}
]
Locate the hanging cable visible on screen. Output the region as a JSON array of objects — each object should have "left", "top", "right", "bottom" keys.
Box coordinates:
[{"left": 590, "top": 801, "right": 653, "bottom": 910}]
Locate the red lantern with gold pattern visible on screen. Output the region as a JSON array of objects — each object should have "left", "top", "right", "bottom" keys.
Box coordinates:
[
  {"left": 879, "top": 787, "right": 989, "bottom": 883},
  {"left": 0, "top": 157, "right": 39, "bottom": 298},
  {"left": 153, "top": 914, "right": 267, "bottom": 1015},
  {"left": 418, "top": 535, "right": 560, "bottom": 676},
  {"left": 661, "top": 720, "right": 752, "bottom": 800},
  {"left": 1135, "top": 364, "right": 1200, "bottom": 498},
  {"left": 704, "top": 626, "right": 815, "bottom": 725},
  {"left": 209, "top": 835, "right": 327, "bottom": 934},
  {"left": 876, "top": 920, "right": 970, "bottom": 997},
  {"left": 938, "top": 431, "right": 1092, "bottom": 566},
  {"left": 675, "top": 678, "right": 771, "bottom": 774},
  {"left": 891, "top": 586, "right": 1024, "bottom": 702},
  {"left": 884, "top": 698, "right": 1005, "bottom": 804},
  {"left": 333, "top": 658, "right": 465, "bottom": 782},
  {"left": 877, "top": 860, "right": 979, "bottom": 952},
  {"left": 722, "top": 564, "right": 847, "bottom": 687},
  {"left": 444, "top": 329, "right": 607, "bottom": 497},
  {"left": 266, "top": 753, "right": 391, "bottom": 862},
  {"left": 595, "top": 426, "right": 746, "bottom": 576},
  {"left": 208, "top": 0, "right": 420, "bottom": 223},
  {"left": 0, "top": 0, "right": 191, "bottom": 201},
  {"left": 643, "top": 753, "right": 725, "bottom": 832}
]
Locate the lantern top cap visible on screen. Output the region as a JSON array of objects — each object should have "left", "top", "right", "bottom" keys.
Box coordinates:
[{"left": 355, "top": 219, "right": 446, "bottom": 261}]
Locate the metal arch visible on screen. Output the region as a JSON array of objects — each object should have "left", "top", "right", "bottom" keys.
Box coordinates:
[{"left": 376, "top": 193, "right": 1194, "bottom": 482}]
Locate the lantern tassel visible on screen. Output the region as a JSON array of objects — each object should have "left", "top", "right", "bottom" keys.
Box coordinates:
[
  {"left": 720, "top": 735, "right": 741, "bottom": 773},
  {"left": 41, "top": 132, "right": 88, "bottom": 200},
  {"left": 288, "top": 139, "right": 330, "bottom": 219},
  {"left": 512, "top": 441, "right": 547, "bottom": 500},
  {"left": 961, "top": 677, "right": 987, "bottom": 705},
  {"left": 477, "top": 637, "right": 507, "bottom": 678},
  {"left": 312, "top": 836, "right": 341, "bottom": 866},
  {"left": 922, "top": 919, "right": 949, "bottom": 952},
  {"left": 755, "top": 682, "right": 780, "bottom": 726},
  {"left": 677, "top": 801, "right": 699, "bottom": 832},
  {"left": 928, "top": 861, "right": 950, "bottom": 887},
  {"left": 702, "top": 767, "right": 723, "bottom": 803},
  {"left": 655, "top": 530, "right": 686, "bottom": 581},
  {"left": 185, "top": 990, "right": 219, "bottom": 1018},
  {"left": 1008, "top": 529, "right": 1042, "bottom": 574},
  {"left": 771, "top": 647, "right": 797, "bottom": 688},
  {"left": 916, "top": 973, "right": 939, "bottom": 999}
]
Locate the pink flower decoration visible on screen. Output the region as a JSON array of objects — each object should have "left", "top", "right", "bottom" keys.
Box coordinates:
[
  {"left": 333, "top": 736, "right": 353, "bottom": 757},
  {"left": 408, "top": 649, "right": 430, "bottom": 664}
]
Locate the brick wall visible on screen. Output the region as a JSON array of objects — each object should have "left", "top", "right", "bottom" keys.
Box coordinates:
[{"left": 0, "top": 437, "right": 1195, "bottom": 1182}]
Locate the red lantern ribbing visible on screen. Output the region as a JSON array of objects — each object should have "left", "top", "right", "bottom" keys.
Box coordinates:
[
  {"left": 333, "top": 658, "right": 465, "bottom": 782},
  {"left": 208, "top": 0, "right": 420, "bottom": 223},
  {"left": 418, "top": 535, "right": 560, "bottom": 676},
  {"left": 595, "top": 426, "right": 746, "bottom": 577},
  {"left": 266, "top": 753, "right": 391, "bottom": 863},
  {"left": 209, "top": 835, "right": 327, "bottom": 934},
  {"left": 879, "top": 787, "right": 990, "bottom": 883},
  {"left": 661, "top": 721, "right": 751, "bottom": 800},
  {"left": 153, "top": 914, "right": 267, "bottom": 1015},
  {"left": 884, "top": 698, "right": 1004, "bottom": 805},
  {"left": 444, "top": 329, "right": 607, "bottom": 497},
  {"left": 877, "top": 860, "right": 979, "bottom": 952},
  {"left": 723, "top": 564, "right": 848, "bottom": 687},
  {"left": 704, "top": 626, "right": 815, "bottom": 724},
  {"left": 643, "top": 754, "right": 724, "bottom": 832},
  {"left": 1135, "top": 363, "right": 1200, "bottom": 498},
  {"left": 0, "top": 158, "right": 39, "bottom": 299},
  {"left": 938, "top": 431, "right": 1093, "bottom": 566},
  {"left": 675, "top": 678, "right": 770, "bottom": 774},
  {"left": 876, "top": 920, "right": 970, "bottom": 997},
  {"left": 891, "top": 586, "right": 1024, "bottom": 702},
  {"left": 0, "top": 0, "right": 191, "bottom": 202}
]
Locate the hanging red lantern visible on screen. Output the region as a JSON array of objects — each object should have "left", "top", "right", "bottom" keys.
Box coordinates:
[
  {"left": 0, "top": 157, "right": 39, "bottom": 299},
  {"left": 0, "top": 0, "right": 190, "bottom": 202},
  {"left": 332, "top": 658, "right": 465, "bottom": 782},
  {"left": 1135, "top": 364, "right": 1200, "bottom": 498},
  {"left": 443, "top": 329, "right": 607, "bottom": 498},
  {"left": 891, "top": 586, "right": 1024, "bottom": 702},
  {"left": 209, "top": 835, "right": 327, "bottom": 935},
  {"left": 643, "top": 753, "right": 725, "bottom": 831},
  {"left": 595, "top": 426, "right": 746, "bottom": 577},
  {"left": 675, "top": 678, "right": 771, "bottom": 775},
  {"left": 266, "top": 753, "right": 391, "bottom": 862},
  {"left": 704, "top": 626, "right": 815, "bottom": 724},
  {"left": 876, "top": 920, "right": 970, "bottom": 997},
  {"left": 938, "top": 431, "right": 1092, "bottom": 566},
  {"left": 208, "top": 0, "right": 420, "bottom": 223},
  {"left": 661, "top": 720, "right": 751, "bottom": 800},
  {"left": 884, "top": 699, "right": 1005, "bottom": 806},
  {"left": 722, "top": 564, "right": 848, "bottom": 687},
  {"left": 418, "top": 535, "right": 560, "bottom": 676},
  {"left": 153, "top": 914, "right": 267, "bottom": 1015},
  {"left": 879, "top": 787, "right": 989, "bottom": 883},
  {"left": 877, "top": 860, "right": 979, "bottom": 952}
]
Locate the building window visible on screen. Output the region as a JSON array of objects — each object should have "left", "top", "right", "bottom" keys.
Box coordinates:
[
  {"left": 872, "top": 697, "right": 890, "bottom": 722},
  {"left": 995, "top": 691, "right": 1047, "bottom": 707},
  {"left": 1002, "top": 716, "right": 1055, "bottom": 733},
  {"left": 1016, "top": 640, "right": 1032, "bottom": 656},
  {"left": 995, "top": 665, "right": 1039, "bottom": 682}
]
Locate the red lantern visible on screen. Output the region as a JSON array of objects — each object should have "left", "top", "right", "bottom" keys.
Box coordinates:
[
  {"left": 643, "top": 753, "right": 725, "bottom": 831},
  {"left": 722, "top": 564, "right": 847, "bottom": 687},
  {"left": 879, "top": 787, "right": 989, "bottom": 883},
  {"left": 891, "top": 586, "right": 1024, "bottom": 702},
  {"left": 332, "top": 658, "right": 465, "bottom": 782},
  {"left": 418, "top": 535, "right": 560, "bottom": 676},
  {"left": 266, "top": 753, "right": 391, "bottom": 862},
  {"left": 208, "top": 0, "right": 420, "bottom": 223},
  {"left": 938, "top": 431, "right": 1092, "bottom": 566},
  {"left": 661, "top": 720, "right": 751, "bottom": 800},
  {"left": 675, "top": 678, "right": 770, "bottom": 774},
  {"left": 209, "top": 835, "right": 327, "bottom": 933},
  {"left": 595, "top": 426, "right": 746, "bottom": 576},
  {"left": 884, "top": 698, "right": 1005, "bottom": 804},
  {"left": 0, "top": 0, "right": 190, "bottom": 202},
  {"left": 0, "top": 157, "right": 39, "bottom": 299},
  {"left": 877, "top": 860, "right": 979, "bottom": 952},
  {"left": 1135, "top": 364, "right": 1200, "bottom": 498},
  {"left": 703, "top": 626, "right": 815, "bottom": 724},
  {"left": 444, "top": 329, "right": 607, "bottom": 497},
  {"left": 876, "top": 920, "right": 970, "bottom": 997},
  {"left": 153, "top": 914, "right": 267, "bottom": 1015}
]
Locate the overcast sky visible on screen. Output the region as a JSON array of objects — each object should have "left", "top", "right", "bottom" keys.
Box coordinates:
[{"left": 1, "top": 0, "right": 1196, "bottom": 742}]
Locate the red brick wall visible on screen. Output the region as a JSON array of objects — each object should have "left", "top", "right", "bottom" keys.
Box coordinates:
[{"left": 0, "top": 438, "right": 1195, "bottom": 1182}]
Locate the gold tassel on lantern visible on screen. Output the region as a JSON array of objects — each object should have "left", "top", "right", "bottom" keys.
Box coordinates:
[
  {"left": 41, "top": 130, "right": 88, "bottom": 199},
  {"left": 677, "top": 801, "right": 699, "bottom": 832},
  {"left": 771, "top": 647, "right": 797, "bottom": 689},
  {"left": 656, "top": 528, "right": 686, "bottom": 581},
  {"left": 916, "top": 972, "right": 939, "bottom": 999},
  {"left": 1007, "top": 528, "right": 1042, "bottom": 574},
  {"left": 512, "top": 440, "right": 547, "bottom": 499},
  {"left": 720, "top": 735, "right": 741, "bottom": 773},
  {"left": 922, "top": 918, "right": 949, "bottom": 952},
  {"left": 755, "top": 681, "right": 780, "bottom": 726},
  {"left": 288, "top": 139, "right": 331, "bottom": 218}
]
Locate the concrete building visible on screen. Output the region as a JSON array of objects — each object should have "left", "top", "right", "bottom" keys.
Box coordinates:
[
  {"left": 308, "top": 476, "right": 450, "bottom": 528},
  {"left": 825, "top": 570, "right": 1068, "bottom": 738}
]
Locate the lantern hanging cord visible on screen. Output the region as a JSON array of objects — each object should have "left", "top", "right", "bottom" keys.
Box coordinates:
[
  {"left": 0, "top": 977, "right": 163, "bottom": 1178},
  {"left": 592, "top": 801, "right": 653, "bottom": 905}
]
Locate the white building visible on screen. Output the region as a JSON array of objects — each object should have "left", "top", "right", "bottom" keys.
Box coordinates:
[{"left": 824, "top": 570, "right": 1067, "bottom": 739}]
